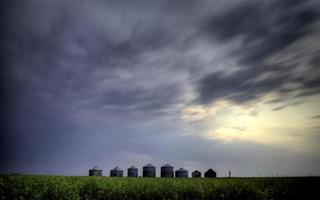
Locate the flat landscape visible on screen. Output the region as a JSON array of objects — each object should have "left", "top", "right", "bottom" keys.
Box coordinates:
[{"left": 1, "top": 175, "right": 319, "bottom": 200}]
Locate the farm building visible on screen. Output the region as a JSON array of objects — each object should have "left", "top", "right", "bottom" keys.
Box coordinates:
[
  {"left": 89, "top": 166, "right": 102, "bottom": 176},
  {"left": 175, "top": 168, "right": 188, "bottom": 178},
  {"left": 128, "top": 166, "right": 138, "bottom": 177},
  {"left": 204, "top": 169, "right": 216, "bottom": 178},
  {"left": 192, "top": 170, "right": 201, "bottom": 177},
  {"left": 110, "top": 167, "right": 123, "bottom": 177},
  {"left": 143, "top": 164, "right": 156, "bottom": 177},
  {"left": 161, "top": 164, "right": 174, "bottom": 177}
]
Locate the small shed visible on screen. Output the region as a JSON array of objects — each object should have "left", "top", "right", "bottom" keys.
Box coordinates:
[
  {"left": 110, "top": 167, "right": 123, "bottom": 177},
  {"left": 128, "top": 166, "right": 138, "bottom": 177},
  {"left": 161, "top": 164, "right": 174, "bottom": 178},
  {"left": 143, "top": 164, "right": 156, "bottom": 177},
  {"left": 204, "top": 169, "right": 216, "bottom": 178},
  {"left": 175, "top": 168, "right": 188, "bottom": 178},
  {"left": 89, "top": 166, "right": 102, "bottom": 176},
  {"left": 192, "top": 170, "right": 201, "bottom": 178}
]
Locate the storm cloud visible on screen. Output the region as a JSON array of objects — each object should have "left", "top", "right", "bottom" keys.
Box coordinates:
[
  {"left": 1, "top": 0, "right": 320, "bottom": 176},
  {"left": 198, "top": 0, "right": 320, "bottom": 105}
]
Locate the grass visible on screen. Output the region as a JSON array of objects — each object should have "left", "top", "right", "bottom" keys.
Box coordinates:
[{"left": 0, "top": 175, "right": 319, "bottom": 200}]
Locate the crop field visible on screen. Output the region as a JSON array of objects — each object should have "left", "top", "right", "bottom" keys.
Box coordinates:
[{"left": 0, "top": 175, "right": 319, "bottom": 200}]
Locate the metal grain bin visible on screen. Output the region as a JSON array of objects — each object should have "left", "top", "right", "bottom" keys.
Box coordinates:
[
  {"left": 192, "top": 170, "right": 201, "bottom": 178},
  {"left": 128, "top": 166, "right": 138, "bottom": 177},
  {"left": 175, "top": 168, "right": 188, "bottom": 178},
  {"left": 204, "top": 169, "right": 216, "bottom": 178},
  {"left": 89, "top": 166, "right": 103, "bottom": 176},
  {"left": 161, "top": 164, "right": 174, "bottom": 178},
  {"left": 143, "top": 164, "right": 156, "bottom": 177},
  {"left": 110, "top": 167, "right": 123, "bottom": 177}
]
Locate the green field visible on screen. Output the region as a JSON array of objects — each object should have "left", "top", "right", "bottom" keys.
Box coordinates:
[{"left": 0, "top": 175, "right": 319, "bottom": 200}]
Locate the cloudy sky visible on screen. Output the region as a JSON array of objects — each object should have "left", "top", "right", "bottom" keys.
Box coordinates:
[{"left": 1, "top": 0, "right": 320, "bottom": 177}]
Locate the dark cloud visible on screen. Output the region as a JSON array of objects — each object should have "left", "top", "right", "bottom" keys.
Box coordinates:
[
  {"left": 1, "top": 0, "right": 320, "bottom": 176},
  {"left": 271, "top": 105, "right": 288, "bottom": 112},
  {"left": 206, "top": 1, "right": 266, "bottom": 43},
  {"left": 310, "top": 115, "right": 320, "bottom": 119},
  {"left": 206, "top": 0, "right": 318, "bottom": 63},
  {"left": 198, "top": 65, "right": 290, "bottom": 104},
  {"left": 197, "top": 0, "right": 320, "bottom": 105},
  {"left": 265, "top": 98, "right": 288, "bottom": 104},
  {"left": 0, "top": 0, "right": 194, "bottom": 119},
  {"left": 270, "top": 101, "right": 305, "bottom": 112}
]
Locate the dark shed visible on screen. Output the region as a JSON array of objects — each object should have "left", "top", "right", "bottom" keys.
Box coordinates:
[
  {"left": 110, "top": 167, "right": 123, "bottom": 177},
  {"left": 128, "top": 166, "right": 138, "bottom": 177},
  {"left": 89, "top": 166, "right": 103, "bottom": 176},
  {"left": 161, "top": 164, "right": 174, "bottom": 178},
  {"left": 192, "top": 170, "right": 201, "bottom": 178},
  {"left": 143, "top": 164, "right": 156, "bottom": 177},
  {"left": 204, "top": 169, "right": 216, "bottom": 178},
  {"left": 175, "top": 168, "right": 188, "bottom": 178}
]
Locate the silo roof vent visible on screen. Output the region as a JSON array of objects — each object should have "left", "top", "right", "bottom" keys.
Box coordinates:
[
  {"left": 91, "top": 166, "right": 101, "bottom": 170},
  {"left": 144, "top": 163, "right": 155, "bottom": 168},
  {"left": 176, "top": 168, "right": 187, "bottom": 172},
  {"left": 112, "top": 167, "right": 122, "bottom": 171}
]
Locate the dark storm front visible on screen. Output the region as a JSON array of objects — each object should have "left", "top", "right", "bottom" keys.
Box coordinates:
[{"left": 89, "top": 164, "right": 218, "bottom": 178}]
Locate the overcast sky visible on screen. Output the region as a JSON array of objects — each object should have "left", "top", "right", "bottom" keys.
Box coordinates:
[{"left": 1, "top": 0, "right": 320, "bottom": 177}]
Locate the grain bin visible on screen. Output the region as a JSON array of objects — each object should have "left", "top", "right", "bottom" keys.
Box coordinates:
[
  {"left": 175, "top": 168, "right": 188, "bottom": 178},
  {"left": 161, "top": 164, "right": 174, "bottom": 178},
  {"left": 143, "top": 164, "right": 156, "bottom": 177},
  {"left": 192, "top": 170, "right": 201, "bottom": 178},
  {"left": 204, "top": 169, "right": 216, "bottom": 178},
  {"left": 89, "top": 166, "right": 103, "bottom": 176},
  {"left": 110, "top": 167, "right": 123, "bottom": 177},
  {"left": 128, "top": 166, "right": 138, "bottom": 177}
]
